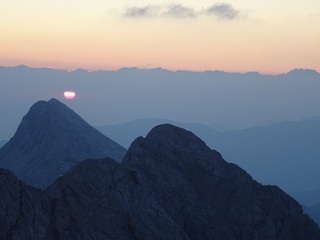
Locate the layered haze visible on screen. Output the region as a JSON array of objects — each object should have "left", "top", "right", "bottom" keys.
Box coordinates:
[{"left": 1, "top": 66, "right": 320, "bottom": 141}]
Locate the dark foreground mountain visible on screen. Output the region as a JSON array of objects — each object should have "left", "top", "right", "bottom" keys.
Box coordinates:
[
  {"left": 0, "top": 98, "right": 126, "bottom": 188},
  {"left": 97, "top": 117, "right": 320, "bottom": 225},
  {"left": 98, "top": 117, "right": 320, "bottom": 194},
  {"left": 1, "top": 124, "right": 319, "bottom": 239}
]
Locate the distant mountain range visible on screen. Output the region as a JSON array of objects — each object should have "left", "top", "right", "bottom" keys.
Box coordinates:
[
  {"left": 96, "top": 118, "right": 223, "bottom": 149},
  {"left": 304, "top": 203, "right": 320, "bottom": 227},
  {"left": 0, "top": 98, "right": 126, "bottom": 188},
  {"left": 1, "top": 65, "right": 320, "bottom": 140},
  {"left": 292, "top": 189, "right": 320, "bottom": 225},
  {"left": 0, "top": 121, "right": 319, "bottom": 238},
  {"left": 292, "top": 189, "right": 320, "bottom": 206}
]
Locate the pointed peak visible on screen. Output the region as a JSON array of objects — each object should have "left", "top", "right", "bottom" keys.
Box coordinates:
[
  {"left": 47, "top": 98, "right": 71, "bottom": 111},
  {"left": 31, "top": 98, "right": 66, "bottom": 106},
  {"left": 0, "top": 99, "right": 126, "bottom": 188},
  {"left": 28, "top": 98, "right": 72, "bottom": 116},
  {"left": 31, "top": 98, "right": 63, "bottom": 108},
  {"left": 48, "top": 98, "right": 60, "bottom": 104}
]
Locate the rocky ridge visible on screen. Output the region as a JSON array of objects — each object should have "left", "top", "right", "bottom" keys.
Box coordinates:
[{"left": 0, "top": 124, "right": 319, "bottom": 239}]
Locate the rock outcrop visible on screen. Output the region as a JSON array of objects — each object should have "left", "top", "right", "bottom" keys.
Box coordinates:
[
  {"left": 0, "top": 98, "right": 126, "bottom": 188},
  {"left": 1, "top": 124, "right": 319, "bottom": 239},
  {"left": 0, "top": 169, "right": 51, "bottom": 239}
]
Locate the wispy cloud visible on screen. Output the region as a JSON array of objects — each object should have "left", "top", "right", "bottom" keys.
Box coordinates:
[
  {"left": 123, "top": 3, "right": 243, "bottom": 21},
  {"left": 205, "top": 3, "right": 240, "bottom": 20},
  {"left": 124, "top": 6, "right": 158, "bottom": 18},
  {"left": 164, "top": 4, "right": 196, "bottom": 18}
]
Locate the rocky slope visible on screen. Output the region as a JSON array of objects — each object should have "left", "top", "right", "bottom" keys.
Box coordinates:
[
  {"left": 0, "top": 98, "right": 126, "bottom": 188},
  {"left": 1, "top": 124, "right": 319, "bottom": 239},
  {"left": 120, "top": 124, "right": 320, "bottom": 239},
  {"left": 0, "top": 168, "right": 51, "bottom": 239}
]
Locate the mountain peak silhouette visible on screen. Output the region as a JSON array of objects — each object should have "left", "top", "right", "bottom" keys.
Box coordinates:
[{"left": 0, "top": 98, "right": 126, "bottom": 188}]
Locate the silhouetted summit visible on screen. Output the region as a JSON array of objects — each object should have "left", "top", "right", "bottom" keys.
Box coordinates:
[
  {"left": 0, "top": 98, "right": 126, "bottom": 188},
  {"left": 121, "top": 124, "right": 320, "bottom": 239}
]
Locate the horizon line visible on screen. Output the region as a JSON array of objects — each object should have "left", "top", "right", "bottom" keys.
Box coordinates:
[{"left": 1, "top": 64, "right": 319, "bottom": 76}]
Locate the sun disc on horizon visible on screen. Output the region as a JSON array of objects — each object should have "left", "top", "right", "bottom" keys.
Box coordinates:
[{"left": 64, "top": 91, "right": 76, "bottom": 100}]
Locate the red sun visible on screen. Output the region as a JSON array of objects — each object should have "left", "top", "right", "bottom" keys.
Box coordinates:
[{"left": 64, "top": 91, "right": 76, "bottom": 100}]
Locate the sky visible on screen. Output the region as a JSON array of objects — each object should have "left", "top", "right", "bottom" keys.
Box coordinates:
[{"left": 1, "top": 0, "right": 320, "bottom": 74}]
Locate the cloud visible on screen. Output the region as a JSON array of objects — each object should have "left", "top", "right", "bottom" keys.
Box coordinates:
[
  {"left": 123, "top": 3, "right": 242, "bottom": 21},
  {"left": 205, "top": 3, "right": 240, "bottom": 20},
  {"left": 124, "top": 4, "right": 196, "bottom": 19},
  {"left": 124, "top": 6, "right": 158, "bottom": 18},
  {"left": 164, "top": 4, "right": 196, "bottom": 18}
]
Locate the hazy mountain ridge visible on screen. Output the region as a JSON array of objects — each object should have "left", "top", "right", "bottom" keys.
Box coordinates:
[
  {"left": 0, "top": 124, "right": 319, "bottom": 239},
  {"left": 293, "top": 189, "right": 320, "bottom": 206},
  {"left": 294, "top": 189, "right": 320, "bottom": 226},
  {"left": 304, "top": 203, "right": 320, "bottom": 227},
  {"left": 0, "top": 98, "right": 126, "bottom": 188},
  {"left": 1, "top": 65, "right": 319, "bottom": 84},
  {"left": 96, "top": 118, "right": 225, "bottom": 149},
  {"left": 206, "top": 118, "right": 320, "bottom": 192},
  {"left": 1, "top": 65, "right": 320, "bottom": 140}
]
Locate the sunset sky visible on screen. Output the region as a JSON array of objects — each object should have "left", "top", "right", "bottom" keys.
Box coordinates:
[{"left": 1, "top": 0, "right": 320, "bottom": 74}]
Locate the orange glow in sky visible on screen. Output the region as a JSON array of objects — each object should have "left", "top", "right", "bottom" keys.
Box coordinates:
[{"left": 1, "top": 1, "right": 320, "bottom": 74}]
